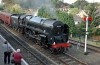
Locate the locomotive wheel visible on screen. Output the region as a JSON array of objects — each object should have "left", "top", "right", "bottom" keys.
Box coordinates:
[
  {"left": 12, "top": 26, "right": 14, "bottom": 29},
  {"left": 27, "top": 31, "right": 32, "bottom": 39},
  {"left": 36, "top": 40, "right": 39, "bottom": 44},
  {"left": 38, "top": 43, "right": 41, "bottom": 46},
  {"left": 25, "top": 32, "right": 29, "bottom": 38},
  {"left": 60, "top": 48, "right": 64, "bottom": 53},
  {"left": 18, "top": 28, "right": 20, "bottom": 32},
  {"left": 49, "top": 47, "right": 54, "bottom": 54},
  {"left": 42, "top": 44, "right": 48, "bottom": 49},
  {"left": 32, "top": 38, "right": 37, "bottom": 43},
  {"left": 38, "top": 42, "right": 43, "bottom": 48},
  {"left": 15, "top": 27, "right": 18, "bottom": 31}
]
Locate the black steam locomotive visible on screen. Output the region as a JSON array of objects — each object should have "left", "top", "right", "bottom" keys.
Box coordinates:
[{"left": 0, "top": 12, "right": 70, "bottom": 53}]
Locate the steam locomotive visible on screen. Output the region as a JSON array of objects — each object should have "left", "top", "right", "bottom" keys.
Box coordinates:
[{"left": 0, "top": 11, "right": 70, "bottom": 53}]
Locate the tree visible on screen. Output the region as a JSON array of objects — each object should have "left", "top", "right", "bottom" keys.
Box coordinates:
[
  {"left": 69, "top": 8, "right": 79, "bottom": 15},
  {"left": 92, "top": 27, "right": 100, "bottom": 36},
  {"left": 56, "top": 10, "right": 75, "bottom": 37},
  {"left": 67, "top": 13, "right": 76, "bottom": 37},
  {"left": 10, "top": 4, "right": 25, "bottom": 14},
  {"left": 38, "top": 6, "right": 52, "bottom": 18},
  {"left": 3, "top": 5, "right": 11, "bottom": 12},
  {"left": 73, "top": 0, "right": 88, "bottom": 9},
  {"left": 76, "top": 21, "right": 86, "bottom": 37},
  {"left": 2, "top": 0, "right": 19, "bottom": 12},
  {"left": 0, "top": 4, "right": 4, "bottom": 10},
  {"left": 85, "top": 3, "right": 100, "bottom": 36}
]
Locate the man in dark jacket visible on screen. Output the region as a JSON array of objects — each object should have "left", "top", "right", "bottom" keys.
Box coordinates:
[{"left": 12, "top": 49, "right": 23, "bottom": 65}]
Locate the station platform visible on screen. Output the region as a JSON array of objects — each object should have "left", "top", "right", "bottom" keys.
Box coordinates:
[{"left": 0, "top": 34, "right": 29, "bottom": 65}]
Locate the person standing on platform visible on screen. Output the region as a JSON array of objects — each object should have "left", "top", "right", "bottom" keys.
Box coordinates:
[
  {"left": 2, "top": 41, "right": 12, "bottom": 65},
  {"left": 12, "top": 49, "right": 23, "bottom": 65}
]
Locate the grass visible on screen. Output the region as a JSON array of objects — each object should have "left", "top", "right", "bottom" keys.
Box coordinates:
[
  {"left": 87, "top": 41, "right": 100, "bottom": 47},
  {"left": 70, "top": 37, "right": 100, "bottom": 47}
]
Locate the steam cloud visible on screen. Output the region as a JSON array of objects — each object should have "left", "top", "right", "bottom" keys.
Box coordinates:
[{"left": 16, "top": 0, "right": 57, "bottom": 18}]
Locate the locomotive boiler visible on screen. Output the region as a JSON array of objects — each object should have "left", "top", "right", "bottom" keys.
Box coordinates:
[{"left": 20, "top": 16, "right": 70, "bottom": 53}]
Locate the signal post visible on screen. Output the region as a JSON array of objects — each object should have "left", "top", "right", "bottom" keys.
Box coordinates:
[{"left": 83, "top": 16, "right": 92, "bottom": 55}]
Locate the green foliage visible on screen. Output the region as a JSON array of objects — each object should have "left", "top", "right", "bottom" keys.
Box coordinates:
[
  {"left": 92, "top": 27, "right": 100, "bottom": 35},
  {"left": 0, "top": 4, "right": 4, "bottom": 10},
  {"left": 55, "top": 10, "right": 76, "bottom": 35},
  {"left": 38, "top": 6, "right": 52, "bottom": 18},
  {"left": 10, "top": 4, "right": 25, "bottom": 14},
  {"left": 38, "top": 5, "right": 57, "bottom": 18},
  {"left": 57, "top": 11, "right": 67, "bottom": 23},
  {"left": 86, "top": 3, "right": 100, "bottom": 36},
  {"left": 69, "top": 8, "right": 79, "bottom": 14},
  {"left": 2, "top": 0, "right": 25, "bottom": 14},
  {"left": 82, "top": 3, "right": 100, "bottom": 37},
  {"left": 51, "top": 0, "right": 72, "bottom": 8},
  {"left": 67, "top": 14, "right": 76, "bottom": 35},
  {"left": 4, "top": 4, "right": 25, "bottom": 14},
  {"left": 73, "top": 0, "right": 88, "bottom": 9},
  {"left": 4, "top": 5, "right": 12, "bottom": 12},
  {"left": 51, "top": 0, "right": 64, "bottom": 8},
  {"left": 76, "top": 21, "right": 86, "bottom": 36}
]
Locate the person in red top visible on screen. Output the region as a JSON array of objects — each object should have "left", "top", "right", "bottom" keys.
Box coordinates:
[{"left": 12, "top": 49, "right": 23, "bottom": 65}]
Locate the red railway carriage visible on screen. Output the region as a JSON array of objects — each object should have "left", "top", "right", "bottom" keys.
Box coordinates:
[{"left": 0, "top": 11, "right": 12, "bottom": 24}]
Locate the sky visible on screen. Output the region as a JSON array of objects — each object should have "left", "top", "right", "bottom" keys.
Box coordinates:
[
  {"left": 0, "top": 0, "right": 100, "bottom": 4},
  {"left": 64, "top": 0, "right": 100, "bottom": 4}
]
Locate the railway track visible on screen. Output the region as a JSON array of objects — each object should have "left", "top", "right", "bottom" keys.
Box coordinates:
[
  {"left": 0, "top": 23, "right": 57, "bottom": 65},
  {"left": 0, "top": 22, "right": 87, "bottom": 65},
  {"left": 69, "top": 39, "right": 100, "bottom": 53},
  {"left": 34, "top": 44, "right": 87, "bottom": 65}
]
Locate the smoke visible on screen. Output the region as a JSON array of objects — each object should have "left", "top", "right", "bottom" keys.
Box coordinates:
[
  {"left": 33, "top": 0, "right": 57, "bottom": 18},
  {"left": 15, "top": 0, "right": 57, "bottom": 18}
]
